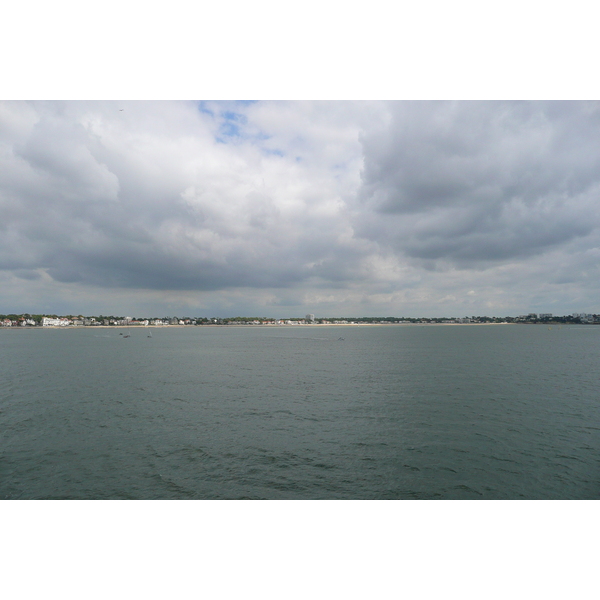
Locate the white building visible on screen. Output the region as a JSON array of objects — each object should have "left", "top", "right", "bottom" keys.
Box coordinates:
[{"left": 42, "top": 317, "right": 71, "bottom": 327}]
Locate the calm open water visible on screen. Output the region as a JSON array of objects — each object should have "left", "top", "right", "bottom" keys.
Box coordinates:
[{"left": 1, "top": 324, "right": 599, "bottom": 499}]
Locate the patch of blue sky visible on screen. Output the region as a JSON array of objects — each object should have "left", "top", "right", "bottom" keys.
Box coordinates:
[
  {"left": 216, "top": 122, "right": 272, "bottom": 147},
  {"left": 219, "top": 121, "right": 241, "bottom": 138},
  {"left": 198, "top": 101, "right": 214, "bottom": 117},
  {"left": 202, "top": 103, "right": 273, "bottom": 147},
  {"left": 216, "top": 110, "right": 250, "bottom": 142},
  {"left": 221, "top": 110, "right": 247, "bottom": 124}
]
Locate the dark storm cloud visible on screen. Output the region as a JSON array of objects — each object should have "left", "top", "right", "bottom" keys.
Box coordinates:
[
  {"left": 356, "top": 101, "right": 600, "bottom": 265},
  {"left": 13, "top": 269, "right": 42, "bottom": 281}
]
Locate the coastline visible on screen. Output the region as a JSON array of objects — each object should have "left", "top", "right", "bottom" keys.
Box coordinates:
[{"left": 2, "top": 322, "right": 520, "bottom": 330}]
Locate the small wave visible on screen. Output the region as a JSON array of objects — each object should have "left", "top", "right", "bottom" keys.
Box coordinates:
[
  {"left": 555, "top": 454, "right": 584, "bottom": 462},
  {"left": 453, "top": 484, "right": 483, "bottom": 496}
]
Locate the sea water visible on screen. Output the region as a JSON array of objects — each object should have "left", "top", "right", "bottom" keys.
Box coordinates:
[{"left": 1, "top": 324, "right": 598, "bottom": 499}]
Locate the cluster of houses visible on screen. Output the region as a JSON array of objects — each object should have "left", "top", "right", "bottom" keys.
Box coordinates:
[
  {"left": 515, "top": 313, "right": 600, "bottom": 323},
  {"left": 1, "top": 316, "right": 189, "bottom": 327},
  {"left": 2, "top": 318, "right": 37, "bottom": 327}
]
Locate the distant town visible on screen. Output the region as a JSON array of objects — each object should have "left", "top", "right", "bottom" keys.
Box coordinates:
[{"left": 1, "top": 312, "right": 600, "bottom": 327}]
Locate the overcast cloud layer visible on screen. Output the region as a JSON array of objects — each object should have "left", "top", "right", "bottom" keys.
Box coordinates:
[{"left": 1, "top": 100, "right": 600, "bottom": 317}]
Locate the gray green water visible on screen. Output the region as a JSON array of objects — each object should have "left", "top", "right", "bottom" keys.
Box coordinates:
[{"left": 1, "top": 324, "right": 599, "bottom": 499}]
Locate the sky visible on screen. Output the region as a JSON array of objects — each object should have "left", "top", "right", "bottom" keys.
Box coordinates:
[{"left": 2, "top": 100, "right": 600, "bottom": 317}]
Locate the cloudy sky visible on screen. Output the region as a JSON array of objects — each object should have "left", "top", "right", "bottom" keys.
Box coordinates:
[{"left": 1, "top": 100, "right": 600, "bottom": 317}]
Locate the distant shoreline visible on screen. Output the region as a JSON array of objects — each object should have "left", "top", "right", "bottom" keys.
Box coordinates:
[{"left": 2, "top": 322, "right": 523, "bottom": 330}]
